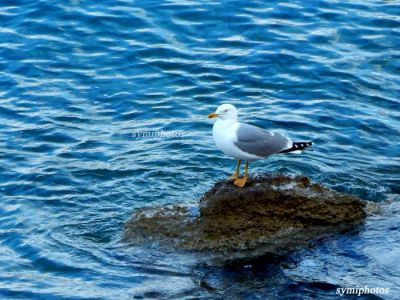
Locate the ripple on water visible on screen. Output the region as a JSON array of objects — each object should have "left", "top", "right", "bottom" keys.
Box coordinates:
[{"left": 0, "top": 0, "right": 399, "bottom": 299}]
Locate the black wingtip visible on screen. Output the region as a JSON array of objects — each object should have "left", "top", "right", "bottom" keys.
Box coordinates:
[{"left": 279, "top": 141, "right": 313, "bottom": 153}]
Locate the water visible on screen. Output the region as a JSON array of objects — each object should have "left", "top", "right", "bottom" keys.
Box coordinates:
[{"left": 0, "top": 0, "right": 399, "bottom": 299}]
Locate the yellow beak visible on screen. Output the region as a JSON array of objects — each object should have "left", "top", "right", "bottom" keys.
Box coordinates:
[{"left": 208, "top": 112, "right": 218, "bottom": 118}]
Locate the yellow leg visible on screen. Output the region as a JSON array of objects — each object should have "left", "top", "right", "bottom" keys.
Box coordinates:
[
  {"left": 234, "top": 161, "right": 248, "bottom": 187},
  {"left": 227, "top": 159, "right": 241, "bottom": 180}
]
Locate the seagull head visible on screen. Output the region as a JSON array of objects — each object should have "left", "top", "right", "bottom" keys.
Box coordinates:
[{"left": 208, "top": 104, "right": 238, "bottom": 121}]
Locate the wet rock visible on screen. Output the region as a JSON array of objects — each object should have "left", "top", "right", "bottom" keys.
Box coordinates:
[{"left": 124, "top": 174, "right": 374, "bottom": 260}]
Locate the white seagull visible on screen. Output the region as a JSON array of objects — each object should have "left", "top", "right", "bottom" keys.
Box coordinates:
[{"left": 208, "top": 104, "right": 312, "bottom": 187}]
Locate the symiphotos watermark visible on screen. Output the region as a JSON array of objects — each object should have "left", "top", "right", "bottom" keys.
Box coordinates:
[
  {"left": 336, "top": 286, "right": 389, "bottom": 297},
  {"left": 132, "top": 129, "right": 185, "bottom": 140}
]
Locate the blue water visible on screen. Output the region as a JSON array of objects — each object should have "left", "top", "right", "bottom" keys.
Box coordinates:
[{"left": 0, "top": 0, "right": 399, "bottom": 299}]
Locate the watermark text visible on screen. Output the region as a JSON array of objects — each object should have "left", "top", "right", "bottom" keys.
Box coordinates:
[
  {"left": 336, "top": 286, "right": 389, "bottom": 297},
  {"left": 131, "top": 129, "right": 185, "bottom": 140}
]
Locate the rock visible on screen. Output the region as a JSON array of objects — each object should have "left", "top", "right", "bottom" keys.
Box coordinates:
[{"left": 124, "top": 174, "right": 374, "bottom": 261}]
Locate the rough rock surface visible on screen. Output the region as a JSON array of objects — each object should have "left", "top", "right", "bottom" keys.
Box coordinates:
[{"left": 124, "top": 174, "right": 373, "bottom": 259}]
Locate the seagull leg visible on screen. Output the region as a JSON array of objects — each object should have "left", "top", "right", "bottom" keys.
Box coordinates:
[
  {"left": 234, "top": 161, "right": 248, "bottom": 188},
  {"left": 227, "top": 159, "right": 241, "bottom": 180}
]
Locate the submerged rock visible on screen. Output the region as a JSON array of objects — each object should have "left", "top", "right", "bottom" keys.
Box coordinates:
[{"left": 124, "top": 174, "right": 374, "bottom": 260}]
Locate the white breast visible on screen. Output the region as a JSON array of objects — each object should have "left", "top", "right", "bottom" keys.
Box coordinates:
[{"left": 212, "top": 120, "right": 261, "bottom": 161}]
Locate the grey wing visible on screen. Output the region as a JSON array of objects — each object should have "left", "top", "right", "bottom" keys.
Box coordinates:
[{"left": 234, "top": 123, "right": 292, "bottom": 157}]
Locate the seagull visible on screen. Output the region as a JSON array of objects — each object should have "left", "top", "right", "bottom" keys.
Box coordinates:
[{"left": 208, "top": 104, "right": 312, "bottom": 187}]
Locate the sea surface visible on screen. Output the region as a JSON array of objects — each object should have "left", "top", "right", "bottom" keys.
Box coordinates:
[{"left": 0, "top": 0, "right": 399, "bottom": 299}]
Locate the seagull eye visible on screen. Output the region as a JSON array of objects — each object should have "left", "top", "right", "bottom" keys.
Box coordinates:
[{"left": 224, "top": 109, "right": 228, "bottom": 112}]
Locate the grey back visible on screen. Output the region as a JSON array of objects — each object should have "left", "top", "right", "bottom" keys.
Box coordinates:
[{"left": 234, "top": 123, "right": 291, "bottom": 157}]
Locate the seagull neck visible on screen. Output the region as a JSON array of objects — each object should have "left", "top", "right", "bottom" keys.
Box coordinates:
[{"left": 216, "top": 118, "right": 237, "bottom": 128}]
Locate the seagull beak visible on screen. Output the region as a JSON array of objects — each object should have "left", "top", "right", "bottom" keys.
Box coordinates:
[{"left": 208, "top": 112, "right": 218, "bottom": 118}]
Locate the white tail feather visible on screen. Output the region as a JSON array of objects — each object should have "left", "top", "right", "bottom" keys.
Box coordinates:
[{"left": 289, "top": 150, "right": 302, "bottom": 154}]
